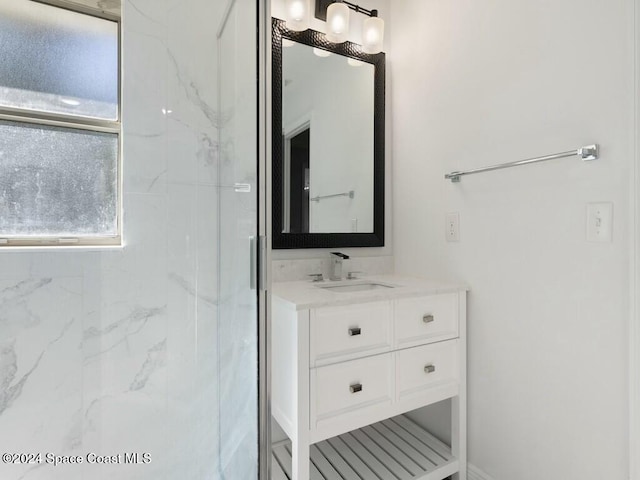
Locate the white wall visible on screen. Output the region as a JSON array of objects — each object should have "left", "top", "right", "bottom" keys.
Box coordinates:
[
  {"left": 390, "top": 1, "right": 633, "bottom": 479},
  {"left": 271, "top": 0, "right": 394, "bottom": 272}
]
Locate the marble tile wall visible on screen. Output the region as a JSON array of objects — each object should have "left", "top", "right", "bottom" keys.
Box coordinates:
[
  {"left": 0, "top": 1, "right": 256, "bottom": 479},
  {"left": 272, "top": 255, "right": 394, "bottom": 283}
]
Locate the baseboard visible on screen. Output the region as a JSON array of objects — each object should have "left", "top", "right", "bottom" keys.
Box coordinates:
[{"left": 468, "top": 463, "right": 497, "bottom": 480}]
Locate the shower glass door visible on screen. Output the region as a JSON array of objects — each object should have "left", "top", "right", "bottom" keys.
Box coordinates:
[
  {"left": 0, "top": 1, "right": 267, "bottom": 480},
  {"left": 218, "top": 0, "right": 266, "bottom": 479}
]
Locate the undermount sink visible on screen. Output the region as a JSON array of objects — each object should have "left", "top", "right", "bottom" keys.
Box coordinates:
[{"left": 315, "top": 282, "right": 396, "bottom": 293}]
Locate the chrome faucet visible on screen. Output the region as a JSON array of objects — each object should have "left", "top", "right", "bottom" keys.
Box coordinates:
[{"left": 329, "top": 252, "right": 349, "bottom": 281}]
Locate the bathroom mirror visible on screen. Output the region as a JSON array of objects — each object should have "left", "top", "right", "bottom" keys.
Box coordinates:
[{"left": 272, "top": 18, "right": 385, "bottom": 249}]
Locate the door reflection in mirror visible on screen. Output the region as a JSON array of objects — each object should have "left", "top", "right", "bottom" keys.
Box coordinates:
[{"left": 284, "top": 126, "right": 310, "bottom": 233}]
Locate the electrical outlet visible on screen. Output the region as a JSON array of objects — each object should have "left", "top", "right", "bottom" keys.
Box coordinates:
[
  {"left": 446, "top": 212, "right": 460, "bottom": 242},
  {"left": 586, "top": 202, "right": 613, "bottom": 243}
]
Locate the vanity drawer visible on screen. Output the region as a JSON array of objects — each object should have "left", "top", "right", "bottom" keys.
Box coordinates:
[
  {"left": 394, "top": 294, "right": 458, "bottom": 348},
  {"left": 310, "top": 301, "right": 392, "bottom": 366},
  {"left": 312, "top": 353, "right": 393, "bottom": 422},
  {"left": 396, "top": 340, "right": 458, "bottom": 400}
]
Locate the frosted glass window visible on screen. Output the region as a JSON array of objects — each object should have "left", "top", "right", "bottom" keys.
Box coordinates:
[
  {"left": 0, "top": 0, "right": 118, "bottom": 120},
  {"left": 0, "top": 120, "right": 118, "bottom": 237}
]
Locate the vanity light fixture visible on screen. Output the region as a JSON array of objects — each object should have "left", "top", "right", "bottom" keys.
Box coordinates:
[
  {"left": 325, "top": 1, "right": 350, "bottom": 43},
  {"left": 315, "top": 0, "right": 385, "bottom": 54},
  {"left": 347, "top": 58, "right": 364, "bottom": 67},
  {"left": 362, "top": 12, "right": 385, "bottom": 54},
  {"left": 285, "top": 0, "right": 311, "bottom": 32}
]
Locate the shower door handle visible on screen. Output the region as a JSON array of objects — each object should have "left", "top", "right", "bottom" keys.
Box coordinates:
[
  {"left": 250, "top": 235, "right": 267, "bottom": 292},
  {"left": 250, "top": 236, "right": 257, "bottom": 290}
]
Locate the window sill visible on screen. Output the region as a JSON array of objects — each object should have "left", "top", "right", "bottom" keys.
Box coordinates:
[{"left": 0, "top": 236, "right": 123, "bottom": 251}]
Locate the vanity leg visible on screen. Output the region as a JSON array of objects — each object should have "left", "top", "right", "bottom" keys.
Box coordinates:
[
  {"left": 451, "top": 395, "right": 467, "bottom": 480},
  {"left": 452, "top": 293, "right": 467, "bottom": 480},
  {"left": 292, "top": 442, "right": 310, "bottom": 480}
]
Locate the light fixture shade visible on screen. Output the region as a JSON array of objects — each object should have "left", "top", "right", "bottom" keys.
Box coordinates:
[
  {"left": 347, "top": 58, "right": 364, "bottom": 67},
  {"left": 285, "top": 0, "right": 310, "bottom": 32},
  {"left": 362, "top": 16, "right": 384, "bottom": 54},
  {"left": 325, "top": 2, "right": 350, "bottom": 44}
]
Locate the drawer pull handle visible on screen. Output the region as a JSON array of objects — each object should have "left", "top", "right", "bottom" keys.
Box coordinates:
[
  {"left": 350, "top": 383, "right": 363, "bottom": 394},
  {"left": 348, "top": 327, "right": 362, "bottom": 336},
  {"left": 424, "top": 364, "right": 436, "bottom": 374},
  {"left": 423, "top": 314, "right": 435, "bottom": 323}
]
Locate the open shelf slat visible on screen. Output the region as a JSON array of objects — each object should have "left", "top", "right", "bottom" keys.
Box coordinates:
[
  {"left": 272, "top": 447, "right": 289, "bottom": 480},
  {"left": 272, "top": 414, "right": 458, "bottom": 480}
]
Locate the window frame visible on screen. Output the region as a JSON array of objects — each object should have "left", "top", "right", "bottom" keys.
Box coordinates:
[{"left": 0, "top": 0, "right": 122, "bottom": 247}]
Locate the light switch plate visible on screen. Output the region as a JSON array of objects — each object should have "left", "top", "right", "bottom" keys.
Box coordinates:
[
  {"left": 586, "top": 202, "right": 613, "bottom": 243},
  {"left": 446, "top": 212, "right": 460, "bottom": 242}
]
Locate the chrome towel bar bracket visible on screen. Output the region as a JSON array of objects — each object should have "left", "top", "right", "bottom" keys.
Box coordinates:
[{"left": 445, "top": 144, "right": 599, "bottom": 183}]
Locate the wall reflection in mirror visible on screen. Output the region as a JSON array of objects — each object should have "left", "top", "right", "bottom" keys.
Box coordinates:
[{"left": 282, "top": 41, "right": 374, "bottom": 234}]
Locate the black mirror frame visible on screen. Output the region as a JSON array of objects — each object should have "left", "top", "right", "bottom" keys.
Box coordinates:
[{"left": 272, "top": 18, "right": 385, "bottom": 249}]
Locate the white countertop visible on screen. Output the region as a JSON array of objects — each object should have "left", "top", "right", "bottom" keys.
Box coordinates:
[{"left": 272, "top": 274, "right": 468, "bottom": 310}]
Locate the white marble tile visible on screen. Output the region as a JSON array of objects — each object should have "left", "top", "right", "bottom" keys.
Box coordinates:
[
  {"left": 122, "top": 30, "right": 167, "bottom": 130},
  {"left": 166, "top": 119, "right": 198, "bottom": 186},
  {"left": 166, "top": 1, "right": 220, "bottom": 129},
  {"left": 82, "top": 391, "right": 169, "bottom": 480},
  {"left": 164, "top": 0, "right": 227, "bottom": 188},
  {"left": 164, "top": 107, "right": 217, "bottom": 188},
  {"left": 80, "top": 192, "right": 169, "bottom": 480},
  {"left": 165, "top": 301, "right": 219, "bottom": 479},
  {"left": 126, "top": 0, "right": 168, "bottom": 37},
  {"left": 0, "top": 251, "right": 84, "bottom": 280},
  {"left": 272, "top": 255, "right": 395, "bottom": 283},
  {"left": 0, "top": 277, "right": 83, "bottom": 480},
  {"left": 195, "top": 185, "right": 218, "bottom": 301},
  {"left": 122, "top": 26, "right": 168, "bottom": 194},
  {"left": 106, "top": 193, "right": 168, "bottom": 274},
  {"left": 80, "top": 282, "right": 168, "bottom": 480},
  {"left": 164, "top": 187, "right": 200, "bottom": 479},
  {"left": 167, "top": 185, "right": 196, "bottom": 277},
  {"left": 0, "top": 254, "right": 32, "bottom": 280}
]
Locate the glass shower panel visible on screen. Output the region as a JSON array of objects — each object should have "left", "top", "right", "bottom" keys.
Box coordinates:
[
  {"left": 217, "top": 0, "right": 259, "bottom": 479},
  {"left": 0, "top": 0, "right": 263, "bottom": 479}
]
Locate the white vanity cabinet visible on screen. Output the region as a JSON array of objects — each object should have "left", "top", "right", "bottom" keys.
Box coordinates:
[{"left": 271, "top": 277, "right": 467, "bottom": 480}]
